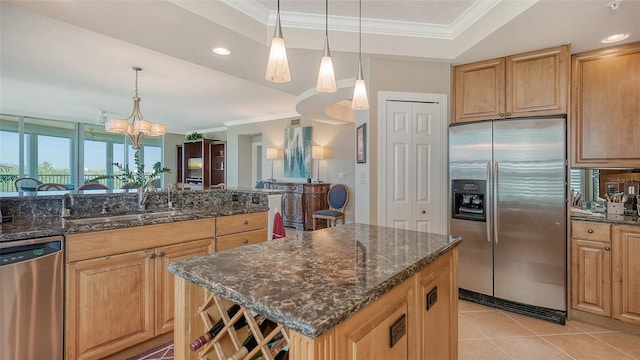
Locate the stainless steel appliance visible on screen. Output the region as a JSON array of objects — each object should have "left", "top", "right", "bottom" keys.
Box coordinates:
[
  {"left": 449, "top": 117, "right": 566, "bottom": 322},
  {"left": 1, "top": 236, "right": 64, "bottom": 360}
]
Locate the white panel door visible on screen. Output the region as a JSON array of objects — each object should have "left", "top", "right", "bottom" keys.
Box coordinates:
[{"left": 385, "top": 101, "right": 444, "bottom": 233}]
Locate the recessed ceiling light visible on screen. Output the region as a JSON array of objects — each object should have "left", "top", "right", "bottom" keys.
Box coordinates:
[
  {"left": 212, "top": 47, "right": 231, "bottom": 56},
  {"left": 601, "top": 33, "right": 630, "bottom": 43}
]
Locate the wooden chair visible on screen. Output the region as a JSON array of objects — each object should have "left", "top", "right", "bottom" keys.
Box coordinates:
[
  {"left": 78, "top": 182, "right": 110, "bottom": 190},
  {"left": 36, "top": 183, "right": 69, "bottom": 191},
  {"left": 312, "top": 184, "right": 349, "bottom": 230},
  {"left": 211, "top": 183, "right": 226, "bottom": 189},
  {"left": 14, "top": 177, "right": 42, "bottom": 191}
]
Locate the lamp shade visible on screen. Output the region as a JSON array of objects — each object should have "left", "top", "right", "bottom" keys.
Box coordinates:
[
  {"left": 351, "top": 78, "right": 369, "bottom": 110},
  {"left": 312, "top": 145, "right": 325, "bottom": 160},
  {"left": 149, "top": 123, "right": 166, "bottom": 136},
  {"left": 316, "top": 56, "right": 337, "bottom": 93},
  {"left": 266, "top": 148, "right": 278, "bottom": 160},
  {"left": 105, "top": 118, "right": 129, "bottom": 133}
]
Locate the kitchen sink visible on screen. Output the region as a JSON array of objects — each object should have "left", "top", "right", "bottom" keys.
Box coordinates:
[{"left": 66, "top": 210, "right": 187, "bottom": 225}]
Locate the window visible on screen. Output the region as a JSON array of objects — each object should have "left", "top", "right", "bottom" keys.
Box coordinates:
[{"left": 0, "top": 115, "right": 165, "bottom": 192}]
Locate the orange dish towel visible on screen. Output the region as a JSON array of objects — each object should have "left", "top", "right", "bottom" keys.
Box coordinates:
[{"left": 272, "top": 211, "right": 286, "bottom": 239}]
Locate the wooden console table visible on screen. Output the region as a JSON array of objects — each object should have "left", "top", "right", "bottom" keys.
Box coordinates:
[{"left": 264, "top": 182, "right": 330, "bottom": 231}]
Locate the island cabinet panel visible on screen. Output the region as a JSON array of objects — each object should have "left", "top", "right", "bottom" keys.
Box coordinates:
[
  {"left": 571, "top": 42, "right": 640, "bottom": 168},
  {"left": 612, "top": 225, "right": 640, "bottom": 325},
  {"left": 334, "top": 279, "right": 415, "bottom": 360},
  {"left": 453, "top": 45, "right": 569, "bottom": 123},
  {"left": 66, "top": 219, "right": 216, "bottom": 360},
  {"left": 417, "top": 246, "right": 458, "bottom": 360}
]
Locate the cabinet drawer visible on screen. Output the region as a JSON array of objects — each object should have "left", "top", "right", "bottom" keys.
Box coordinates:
[
  {"left": 572, "top": 221, "right": 611, "bottom": 242},
  {"left": 216, "top": 212, "right": 267, "bottom": 236},
  {"left": 216, "top": 229, "right": 268, "bottom": 251}
]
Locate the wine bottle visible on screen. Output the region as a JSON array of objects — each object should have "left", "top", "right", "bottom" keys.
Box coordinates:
[
  {"left": 227, "top": 319, "right": 278, "bottom": 360},
  {"left": 274, "top": 348, "right": 289, "bottom": 360},
  {"left": 190, "top": 304, "right": 243, "bottom": 351}
]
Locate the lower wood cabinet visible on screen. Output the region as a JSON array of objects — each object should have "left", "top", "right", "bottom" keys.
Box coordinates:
[
  {"left": 612, "top": 225, "right": 640, "bottom": 325},
  {"left": 65, "top": 219, "right": 216, "bottom": 360},
  {"left": 215, "top": 212, "right": 268, "bottom": 251},
  {"left": 571, "top": 239, "right": 611, "bottom": 316},
  {"left": 571, "top": 220, "right": 640, "bottom": 326}
]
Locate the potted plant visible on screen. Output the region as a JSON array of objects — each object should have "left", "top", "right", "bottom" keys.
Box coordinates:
[
  {"left": 89, "top": 150, "right": 171, "bottom": 189},
  {"left": 185, "top": 132, "right": 204, "bottom": 141}
]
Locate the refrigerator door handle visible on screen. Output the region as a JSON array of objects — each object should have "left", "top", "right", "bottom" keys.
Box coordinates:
[
  {"left": 494, "top": 161, "right": 499, "bottom": 244},
  {"left": 486, "top": 161, "right": 491, "bottom": 243}
]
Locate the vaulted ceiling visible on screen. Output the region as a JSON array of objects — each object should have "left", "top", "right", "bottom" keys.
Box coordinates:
[{"left": 1, "top": 0, "right": 638, "bottom": 133}]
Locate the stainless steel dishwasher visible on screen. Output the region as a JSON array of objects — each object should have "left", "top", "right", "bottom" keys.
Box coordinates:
[{"left": 0, "top": 236, "right": 64, "bottom": 360}]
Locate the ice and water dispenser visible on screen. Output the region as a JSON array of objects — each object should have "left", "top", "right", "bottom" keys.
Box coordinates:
[{"left": 451, "top": 179, "right": 486, "bottom": 221}]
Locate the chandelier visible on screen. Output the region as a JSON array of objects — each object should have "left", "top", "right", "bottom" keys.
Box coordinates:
[{"left": 105, "top": 66, "right": 166, "bottom": 149}]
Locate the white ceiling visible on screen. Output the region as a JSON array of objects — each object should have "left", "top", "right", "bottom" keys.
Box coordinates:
[{"left": 0, "top": 0, "right": 638, "bottom": 134}]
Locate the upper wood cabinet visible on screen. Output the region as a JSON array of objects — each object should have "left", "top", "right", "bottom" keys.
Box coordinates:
[
  {"left": 571, "top": 42, "right": 640, "bottom": 168},
  {"left": 453, "top": 45, "right": 570, "bottom": 123}
]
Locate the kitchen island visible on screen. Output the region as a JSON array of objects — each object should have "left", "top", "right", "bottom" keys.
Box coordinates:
[{"left": 168, "top": 223, "right": 461, "bottom": 360}]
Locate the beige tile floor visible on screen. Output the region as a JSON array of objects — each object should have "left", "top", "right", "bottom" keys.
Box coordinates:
[{"left": 459, "top": 300, "right": 640, "bottom": 360}]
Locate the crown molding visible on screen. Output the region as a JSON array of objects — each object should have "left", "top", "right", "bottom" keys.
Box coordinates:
[{"left": 223, "top": 0, "right": 504, "bottom": 40}]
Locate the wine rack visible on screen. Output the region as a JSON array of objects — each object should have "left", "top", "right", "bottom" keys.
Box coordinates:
[{"left": 195, "top": 292, "right": 290, "bottom": 360}]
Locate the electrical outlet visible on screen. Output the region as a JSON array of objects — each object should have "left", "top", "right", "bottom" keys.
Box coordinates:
[
  {"left": 251, "top": 195, "right": 260, "bottom": 204},
  {"left": 338, "top": 172, "right": 346, "bottom": 179},
  {"left": 232, "top": 194, "right": 239, "bottom": 202}
]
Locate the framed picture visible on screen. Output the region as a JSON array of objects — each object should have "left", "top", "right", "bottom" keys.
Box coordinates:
[
  {"left": 284, "top": 126, "right": 312, "bottom": 178},
  {"left": 356, "top": 123, "right": 366, "bottom": 164}
]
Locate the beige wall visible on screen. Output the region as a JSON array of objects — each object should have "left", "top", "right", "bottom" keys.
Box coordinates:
[
  {"left": 225, "top": 118, "right": 357, "bottom": 224},
  {"left": 162, "top": 133, "right": 185, "bottom": 187},
  {"left": 365, "top": 57, "right": 451, "bottom": 224}
]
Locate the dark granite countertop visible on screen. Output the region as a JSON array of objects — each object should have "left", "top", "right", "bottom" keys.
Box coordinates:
[
  {"left": 167, "top": 223, "right": 462, "bottom": 339},
  {"left": 0, "top": 205, "right": 269, "bottom": 242},
  {"left": 571, "top": 214, "right": 640, "bottom": 226},
  {"left": 0, "top": 189, "right": 275, "bottom": 243}
]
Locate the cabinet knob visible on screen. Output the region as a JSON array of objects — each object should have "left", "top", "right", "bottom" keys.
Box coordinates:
[
  {"left": 605, "top": 246, "right": 610, "bottom": 251},
  {"left": 243, "top": 220, "right": 249, "bottom": 225},
  {"left": 506, "top": 112, "right": 511, "bottom": 117},
  {"left": 242, "top": 239, "right": 249, "bottom": 244},
  {"left": 422, "top": 210, "right": 426, "bottom": 214},
  {"left": 500, "top": 113, "right": 505, "bottom": 117},
  {"left": 156, "top": 252, "right": 165, "bottom": 257},
  {"left": 587, "top": 229, "right": 594, "bottom": 234},
  {"left": 148, "top": 253, "right": 156, "bottom": 259}
]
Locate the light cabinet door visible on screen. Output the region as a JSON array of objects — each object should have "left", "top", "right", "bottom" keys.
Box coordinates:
[
  {"left": 66, "top": 250, "right": 155, "bottom": 360},
  {"left": 612, "top": 225, "right": 640, "bottom": 325},
  {"left": 506, "top": 45, "right": 569, "bottom": 118},
  {"left": 155, "top": 238, "right": 212, "bottom": 335},
  {"left": 418, "top": 251, "right": 457, "bottom": 360},
  {"left": 336, "top": 280, "right": 415, "bottom": 360},
  {"left": 571, "top": 239, "right": 611, "bottom": 316},
  {"left": 453, "top": 58, "right": 505, "bottom": 123},
  {"left": 572, "top": 42, "right": 640, "bottom": 168}
]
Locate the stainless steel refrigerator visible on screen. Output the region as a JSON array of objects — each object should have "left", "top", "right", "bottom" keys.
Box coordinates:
[{"left": 449, "top": 117, "right": 566, "bottom": 316}]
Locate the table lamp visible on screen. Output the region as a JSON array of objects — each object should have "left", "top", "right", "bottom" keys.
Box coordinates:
[
  {"left": 266, "top": 148, "right": 277, "bottom": 182},
  {"left": 312, "top": 145, "right": 325, "bottom": 183}
]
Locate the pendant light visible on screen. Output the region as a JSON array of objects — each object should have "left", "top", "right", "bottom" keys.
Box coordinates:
[
  {"left": 351, "top": 0, "right": 369, "bottom": 110},
  {"left": 265, "top": 0, "right": 291, "bottom": 83},
  {"left": 316, "top": 0, "right": 337, "bottom": 93},
  {"left": 105, "top": 67, "right": 166, "bottom": 149}
]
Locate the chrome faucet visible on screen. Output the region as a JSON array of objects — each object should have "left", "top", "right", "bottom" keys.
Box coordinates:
[
  {"left": 138, "top": 184, "right": 156, "bottom": 210},
  {"left": 62, "top": 193, "right": 73, "bottom": 217}
]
